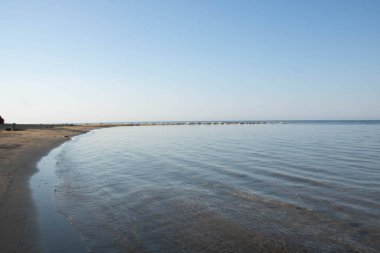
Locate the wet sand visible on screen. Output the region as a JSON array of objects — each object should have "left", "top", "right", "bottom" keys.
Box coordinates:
[{"left": 0, "top": 124, "right": 113, "bottom": 253}]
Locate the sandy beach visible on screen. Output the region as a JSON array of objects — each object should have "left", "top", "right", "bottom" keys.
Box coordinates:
[{"left": 0, "top": 124, "right": 111, "bottom": 253}]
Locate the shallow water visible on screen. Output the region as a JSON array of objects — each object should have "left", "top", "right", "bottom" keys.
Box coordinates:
[
  {"left": 31, "top": 148, "right": 86, "bottom": 253},
  {"left": 38, "top": 122, "right": 380, "bottom": 252}
]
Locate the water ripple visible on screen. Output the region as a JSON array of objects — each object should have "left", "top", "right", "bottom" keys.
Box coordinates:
[{"left": 53, "top": 124, "right": 380, "bottom": 252}]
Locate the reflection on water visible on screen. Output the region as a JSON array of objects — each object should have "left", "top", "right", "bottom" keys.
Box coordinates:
[
  {"left": 48, "top": 123, "right": 380, "bottom": 252},
  {"left": 31, "top": 148, "right": 86, "bottom": 253}
]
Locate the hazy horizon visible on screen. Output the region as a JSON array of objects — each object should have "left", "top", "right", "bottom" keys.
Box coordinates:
[{"left": 1, "top": 0, "right": 380, "bottom": 124}]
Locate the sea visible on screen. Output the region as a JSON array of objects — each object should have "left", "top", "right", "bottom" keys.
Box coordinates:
[{"left": 31, "top": 121, "right": 380, "bottom": 253}]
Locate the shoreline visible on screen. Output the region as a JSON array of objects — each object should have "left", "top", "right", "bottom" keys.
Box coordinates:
[
  {"left": 0, "top": 120, "right": 277, "bottom": 252},
  {"left": 0, "top": 124, "right": 116, "bottom": 252},
  {"left": 0, "top": 122, "right": 250, "bottom": 252},
  {"left": 1, "top": 122, "right": 378, "bottom": 252}
]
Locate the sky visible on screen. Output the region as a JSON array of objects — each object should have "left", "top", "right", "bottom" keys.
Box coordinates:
[{"left": 1, "top": 0, "right": 379, "bottom": 123}]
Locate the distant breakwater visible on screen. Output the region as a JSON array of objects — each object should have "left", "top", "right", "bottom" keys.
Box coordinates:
[{"left": 99, "top": 121, "right": 287, "bottom": 127}]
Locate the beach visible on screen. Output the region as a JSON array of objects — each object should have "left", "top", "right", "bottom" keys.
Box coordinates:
[
  {"left": 0, "top": 121, "right": 276, "bottom": 253},
  {"left": 0, "top": 121, "right": 265, "bottom": 253},
  {"left": 1, "top": 122, "right": 379, "bottom": 252},
  {"left": 0, "top": 124, "right": 111, "bottom": 252}
]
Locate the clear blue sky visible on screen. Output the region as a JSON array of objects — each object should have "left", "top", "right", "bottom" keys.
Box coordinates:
[{"left": 1, "top": 0, "right": 379, "bottom": 123}]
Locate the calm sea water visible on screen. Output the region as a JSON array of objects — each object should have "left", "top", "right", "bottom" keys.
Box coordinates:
[{"left": 36, "top": 122, "right": 380, "bottom": 252}]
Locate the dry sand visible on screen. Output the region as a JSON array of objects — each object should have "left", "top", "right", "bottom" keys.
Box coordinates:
[{"left": 0, "top": 124, "right": 113, "bottom": 253}]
